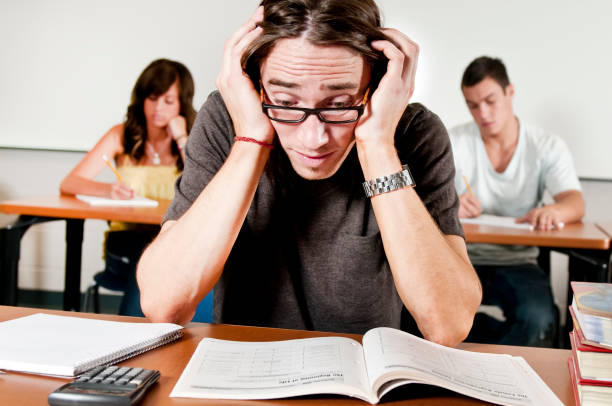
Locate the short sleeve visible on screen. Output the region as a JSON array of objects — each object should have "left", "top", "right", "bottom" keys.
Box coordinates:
[
  {"left": 395, "top": 104, "right": 463, "bottom": 238},
  {"left": 164, "top": 91, "right": 235, "bottom": 222},
  {"left": 541, "top": 134, "right": 581, "bottom": 197}
]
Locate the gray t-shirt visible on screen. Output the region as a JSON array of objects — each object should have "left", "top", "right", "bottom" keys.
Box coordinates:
[{"left": 165, "top": 91, "right": 462, "bottom": 334}]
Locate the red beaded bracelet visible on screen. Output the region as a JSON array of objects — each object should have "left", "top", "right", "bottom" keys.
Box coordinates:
[{"left": 234, "top": 136, "right": 274, "bottom": 150}]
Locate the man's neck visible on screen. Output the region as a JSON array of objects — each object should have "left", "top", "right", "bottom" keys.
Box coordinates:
[
  {"left": 481, "top": 116, "right": 519, "bottom": 173},
  {"left": 481, "top": 116, "right": 519, "bottom": 150}
]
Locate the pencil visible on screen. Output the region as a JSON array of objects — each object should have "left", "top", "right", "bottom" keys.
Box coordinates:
[
  {"left": 462, "top": 174, "right": 474, "bottom": 197},
  {"left": 102, "top": 154, "right": 123, "bottom": 182}
]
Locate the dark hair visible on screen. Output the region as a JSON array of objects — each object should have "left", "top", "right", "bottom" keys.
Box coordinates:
[
  {"left": 123, "top": 58, "right": 196, "bottom": 171},
  {"left": 461, "top": 56, "right": 511, "bottom": 91},
  {"left": 242, "top": 0, "right": 392, "bottom": 93}
]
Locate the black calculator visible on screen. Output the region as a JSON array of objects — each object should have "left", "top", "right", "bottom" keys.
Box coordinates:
[{"left": 48, "top": 365, "right": 160, "bottom": 406}]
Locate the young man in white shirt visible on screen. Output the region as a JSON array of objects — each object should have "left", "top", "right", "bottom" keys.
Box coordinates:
[{"left": 449, "top": 56, "right": 585, "bottom": 347}]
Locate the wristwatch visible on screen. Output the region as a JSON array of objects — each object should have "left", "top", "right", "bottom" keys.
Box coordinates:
[{"left": 362, "top": 164, "right": 415, "bottom": 198}]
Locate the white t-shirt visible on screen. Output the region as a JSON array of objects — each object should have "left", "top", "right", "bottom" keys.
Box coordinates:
[{"left": 449, "top": 119, "right": 581, "bottom": 265}]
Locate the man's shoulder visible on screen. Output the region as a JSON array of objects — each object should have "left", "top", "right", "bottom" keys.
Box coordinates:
[
  {"left": 448, "top": 121, "right": 479, "bottom": 138},
  {"left": 519, "top": 120, "right": 566, "bottom": 152},
  {"left": 397, "top": 103, "right": 446, "bottom": 137}
]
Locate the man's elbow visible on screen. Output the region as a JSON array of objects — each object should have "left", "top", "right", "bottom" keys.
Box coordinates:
[
  {"left": 421, "top": 310, "right": 475, "bottom": 347},
  {"left": 421, "top": 290, "right": 481, "bottom": 347}
]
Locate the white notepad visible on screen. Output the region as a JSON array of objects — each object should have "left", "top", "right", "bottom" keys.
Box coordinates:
[
  {"left": 76, "top": 194, "right": 159, "bottom": 207},
  {"left": 0, "top": 313, "right": 183, "bottom": 377},
  {"left": 461, "top": 214, "right": 535, "bottom": 230}
]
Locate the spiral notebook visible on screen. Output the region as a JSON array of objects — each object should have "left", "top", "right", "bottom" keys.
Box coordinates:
[{"left": 0, "top": 313, "right": 183, "bottom": 377}]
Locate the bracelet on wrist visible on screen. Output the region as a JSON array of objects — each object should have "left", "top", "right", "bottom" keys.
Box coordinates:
[
  {"left": 362, "top": 164, "right": 415, "bottom": 198},
  {"left": 234, "top": 136, "right": 274, "bottom": 150},
  {"left": 175, "top": 135, "right": 188, "bottom": 151}
]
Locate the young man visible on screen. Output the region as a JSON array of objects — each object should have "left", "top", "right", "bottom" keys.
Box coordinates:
[
  {"left": 137, "top": 0, "right": 482, "bottom": 347},
  {"left": 450, "top": 56, "right": 585, "bottom": 346}
]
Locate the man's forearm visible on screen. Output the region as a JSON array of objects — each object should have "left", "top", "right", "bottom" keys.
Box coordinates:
[
  {"left": 358, "top": 143, "right": 481, "bottom": 347},
  {"left": 552, "top": 190, "right": 585, "bottom": 223},
  {"left": 137, "top": 142, "right": 270, "bottom": 324}
]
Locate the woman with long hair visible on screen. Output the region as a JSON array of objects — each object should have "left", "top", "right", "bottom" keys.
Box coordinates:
[{"left": 61, "top": 58, "right": 197, "bottom": 316}]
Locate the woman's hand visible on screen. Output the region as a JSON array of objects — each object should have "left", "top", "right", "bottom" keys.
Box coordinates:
[
  {"left": 110, "top": 181, "right": 135, "bottom": 200},
  {"left": 167, "top": 116, "right": 188, "bottom": 141},
  {"left": 215, "top": 6, "right": 274, "bottom": 144},
  {"left": 354, "top": 29, "right": 419, "bottom": 148}
]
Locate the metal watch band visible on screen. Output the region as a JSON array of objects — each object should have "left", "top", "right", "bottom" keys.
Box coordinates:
[{"left": 362, "top": 164, "right": 415, "bottom": 198}]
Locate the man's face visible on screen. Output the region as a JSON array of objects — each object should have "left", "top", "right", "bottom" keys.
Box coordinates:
[
  {"left": 462, "top": 77, "right": 514, "bottom": 138},
  {"left": 260, "top": 37, "right": 370, "bottom": 180}
]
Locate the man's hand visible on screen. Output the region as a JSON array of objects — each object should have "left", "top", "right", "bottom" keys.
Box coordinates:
[
  {"left": 354, "top": 28, "right": 419, "bottom": 147},
  {"left": 215, "top": 6, "right": 274, "bottom": 144},
  {"left": 457, "top": 193, "right": 482, "bottom": 218},
  {"left": 516, "top": 205, "right": 565, "bottom": 231}
]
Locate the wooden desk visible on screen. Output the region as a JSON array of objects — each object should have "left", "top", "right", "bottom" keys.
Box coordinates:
[
  {"left": 596, "top": 221, "right": 612, "bottom": 239},
  {"left": 0, "top": 306, "right": 575, "bottom": 405},
  {"left": 0, "top": 195, "right": 169, "bottom": 311},
  {"left": 462, "top": 221, "right": 610, "bottom": 250},
  {"left": 463, "top": 221, "right": 612, "bottom": 347}
]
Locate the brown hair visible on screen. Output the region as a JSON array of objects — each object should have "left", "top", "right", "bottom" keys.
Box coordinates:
[
  {"left": 461, "top": 56, "right": 511, "bottom": 92},
  {"left": 242, "top": 0, "right": 393, "bottom": 93},
  {"left": 123, "top": 58, "right": 196, "bottom": 170}
]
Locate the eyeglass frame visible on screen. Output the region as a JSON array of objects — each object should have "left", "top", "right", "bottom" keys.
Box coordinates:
[{"left": 259, "top": 85, "right": 370, "bottom": 124}]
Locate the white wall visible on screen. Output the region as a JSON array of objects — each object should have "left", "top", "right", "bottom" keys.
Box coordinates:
[
  {"left": 1, "top": 0, "right": 611, "bottom": 178},
  {"left": 0, "top": 1, "right": 611, "bottom": 314}
]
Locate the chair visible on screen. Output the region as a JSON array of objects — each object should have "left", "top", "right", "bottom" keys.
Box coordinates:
[
  {"left": 83, "top": 250, "right": 214, "bottom": 322},
  {"left": 83, "top": 250, "right": 132, "bottom": 314}
]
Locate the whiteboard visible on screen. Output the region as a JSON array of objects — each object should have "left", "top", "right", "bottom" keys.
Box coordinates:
[{"left": 1, "top": 0, "right": 611, "bottom": 179}]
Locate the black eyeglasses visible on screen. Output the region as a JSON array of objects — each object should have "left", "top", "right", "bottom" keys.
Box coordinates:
[{"left": 260, "top": 86, "right": 370, "bottom": 124}]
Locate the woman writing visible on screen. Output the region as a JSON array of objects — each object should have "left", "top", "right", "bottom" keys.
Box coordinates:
[{"left": 60, "top": 58, "right": 196, "bottom": 315}]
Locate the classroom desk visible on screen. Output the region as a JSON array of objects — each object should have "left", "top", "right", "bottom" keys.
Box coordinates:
[
  {"left": 0, "top": 195, "right": 169, "bottom": 311},
  {"left": 463, "top": 221, "right": 612, "bottom": 346},
  {"left": 462, "top": 221, "right": 610, "bottom": 250},
  {"left": 0, "top": 305, "right": 575, "bottom": 406},
  {"left": 596, "top": 221, "right": 612, "bottom": 239}
]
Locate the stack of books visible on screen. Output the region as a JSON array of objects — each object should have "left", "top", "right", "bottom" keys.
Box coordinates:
[{"left": 567, "top": 281, "right": 612, "bottom": 406}]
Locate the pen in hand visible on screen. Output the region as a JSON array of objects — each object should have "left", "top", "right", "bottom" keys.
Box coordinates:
[
  {"left": 462, "top": 174, "right": 474, "bottom": 198},
  {"left": 102, "top": 154, "right": 123, "bottom": 182}
]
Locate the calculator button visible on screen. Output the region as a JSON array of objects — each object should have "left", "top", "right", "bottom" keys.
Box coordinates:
[
  {"left": 98, "top": 366, "right": 118, "bottom": 378},
  {"left": 78, "top": 366, "right": 105, "bottom": 379},
  {"left": 128, "top": 369, "right": 155, "bottom": 386},
  {"left": 124, "top": 367, "right": 142, "bottom": 378}
]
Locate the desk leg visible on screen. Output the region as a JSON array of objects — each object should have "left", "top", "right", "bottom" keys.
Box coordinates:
[
  {"left": 0, "top": 226, "right": 28, "bottom": 305},
  {"left": 64, "top": 219, "right": 84, "bottom": 311},
  {"left": 0, "top": 216, "right": 56, "bottom": 306}
]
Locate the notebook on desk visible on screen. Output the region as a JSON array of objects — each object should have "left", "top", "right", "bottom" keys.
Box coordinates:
[
  {"left": 76, "top": 194, "right": 159, "bottom": 207},
  {"left": 461, "top": 214, "right": 535, "bottom": 230},
  {"left": 0, "top": 313, "right": 183, "bottom": 377}
]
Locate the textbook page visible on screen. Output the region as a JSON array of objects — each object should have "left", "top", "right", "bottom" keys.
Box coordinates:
[
  {"left": 362, "top": 327, "right": 563, "bottom": 406},
  {"left": 76, "top": 194, "right": 158, "bottom": 207},
  {"left": 170, "top": 336, "right": 375, "bottom": 403},
  {"left": 460, "top": 214, "right": 534, "bottom": 230}
]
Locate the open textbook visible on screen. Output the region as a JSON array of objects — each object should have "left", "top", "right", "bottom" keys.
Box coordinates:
[
  {"left": 76, "top": 194, "right": 158, "bottom": 207},
  {"left": 0, "top": 313, "right": 183, "bottom": 377},
  {"left": 171, "top": 327, "right": 562, "bottom": 405},
  {"left": 461, "top": 214, "right": 535, "bottom": 230}
]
